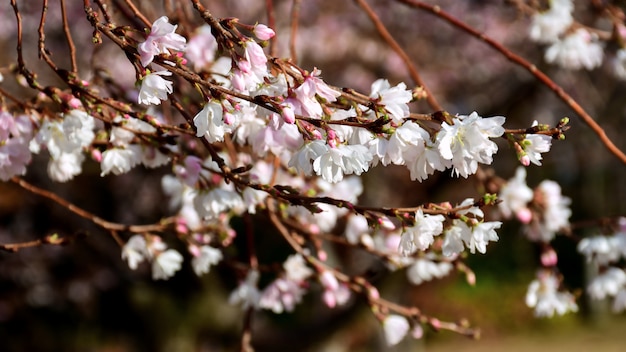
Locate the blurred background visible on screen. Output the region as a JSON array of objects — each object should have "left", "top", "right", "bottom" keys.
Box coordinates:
[{"left": 1, "top": 0, "right": 626, "bottom": 350}]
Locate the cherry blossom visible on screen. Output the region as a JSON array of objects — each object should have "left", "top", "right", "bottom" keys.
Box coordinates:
[
  {"left": 137, "top": 16, "right": 187, "bottom": 67},
  {"left": 525, "top": 270, "right": 578, "bottom": 318},
  {"left": 382, "top": 314, "right": 410, "bottom": 346},
  {"left": 545, "top": 28, "right": 604, "bottom": 70},
  {"left": 399, "top": 209, "right": 445, "bottom": 255},
  {"left": 137, "top": 70, "right": 173, "bottom": 105}
]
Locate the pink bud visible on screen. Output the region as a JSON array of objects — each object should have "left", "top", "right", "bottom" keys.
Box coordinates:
[
  {"left": 318, "top": 250, "right": 327, "bottom": 261},
  {"left": 231, "top": 70, "right": 246, "bottom": 91},
  {"left": 411, "top": 325, "right": 424, "bottom": 339},
  {"left": 541, "top": 248, "right": 558, "bottom": 267},
  {"left": 188, "top": 244, "right": 201, "bottom": 257},
  {"left": 236, "top": 59, "right": 252, "bottom": 73},
  {"left": 466, "top": 270, "right": 476, "bottom": 286},
  {"left": 516, "top": 208, "right": 533, "bottom": 224},
  {"left": 281, "top": 105, "right": 295, "bottom": 124},
  {"left": 68, "top": 97, "right": 82, "bottom": 109},
  {"left": 378, "top": 216, "right": 396, "bottom": 230},
  {"left": 223, "top": 112, "right": 236, "bottom": 125},
  {"left": 91, "top": 149, "right": 102, "bottom": 162},
  {"left": 322, "top": 290, "right": 336, "bottom": 308},
  {"left": 368, "top": 286, "right": 380, "bottom": 300},
  {"left": 254, "top": 24, "right": 275, "bottom": 40},
  {"left": 430, "top": 318, "right": 441, "bottom": 330},
  {"left": 520, "top": 155, "right": 530, "bottom": 166}
]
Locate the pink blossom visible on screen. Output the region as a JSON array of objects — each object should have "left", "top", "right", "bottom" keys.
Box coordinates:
[
  {"left": 138, "top": 16, "right": 187, "bottom": 67},
  {"left": 253, "top": 24, "right": 275, "bottom": 40}
]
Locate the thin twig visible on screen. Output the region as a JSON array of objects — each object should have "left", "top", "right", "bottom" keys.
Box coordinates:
[
  {"left": 353, "top": 0, "right": 443, "bottom": 111},
  {"left": 60, "top": 0, "right": 78, "bottom": 73},
  {"left": 265, "top": 0, "right": 277, "bottom": 57},
  {"left": 10, "top": 177, "right": 175, "bottom": 234},
  {"left": 122, "top": 0, "right": 151, "bottom": 27},
  {"left": 289, "top": 0, "right": 301, "bottom": 63},
  {"left": 397, "top": 0, "right": 626, "bottom": 165}
]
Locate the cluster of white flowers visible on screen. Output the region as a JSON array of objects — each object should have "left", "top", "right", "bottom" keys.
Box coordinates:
[
  {"left": 528, "top": 0, "right": 604, "bottom": 70},
  {"left": 30, "top": 109, "right": 95, "bottom": 182},
  {"left": 121, "top": 234, "right": 184, "bottom": 280},
  {"left": 578, "top": 221, "right": 626, "bottom": 312},
  {"left": 101, "top": 115, "right": 169, "bottom": 176},
  {"left": 525, "top": 269, "right": 578, "bottom": 317},
  {"left": 498, "top": 167, "right": 571, "bottom": 242}
]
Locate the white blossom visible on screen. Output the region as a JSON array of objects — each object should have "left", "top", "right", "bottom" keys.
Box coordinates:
[
  {"left": 578, "top": 235, "right": 622, "bottom": 266},
  {"left": 523, "top": 122, "right": 552, "bottom": 166},
  {"left": 100, "top": 147, "right": 141, "bottom": 176},
  {"left": 529, "top": 0, "right": 573, "bottom": 44},
  {"left": 152, "top": 249, "right": 184, "bottom": 280},
  {"left": 525, "top": 270, "right": 578, "bottom": 318},
  {"left": 229, "top": 270, "right": 261, "bottom": 309},
  {"left": 406, "top": 258, "right": 453, "bottom": 285},
  {"left": 545, "top": 28, "right": 604, "bottom": 70},
  {"left": 313, "top": 143, "right": 372, "bottom": 183},
  {"left": 193, "top": 187, "right": 244, "bottom": 220},
  {"left": 612, "top": 48, "right": 626, "bottom": 80},
  {"left": 47, "top": 151, "right": 84, "bottom": 182},
  {"left": 345, "top": 214, "right": 370, "bottom": 244},
  {"left": 399, "top": 209, "right": 445, "bottom": 255},
  {"left": 259, "top": 277, "right": 306, "bottom": 313},
  {"left": 194, "top": 100, "right": 229, "bottom": 143},
  {"left": 138, "top": 70, "right": 173, "bottom": 105},
  {"left": 587, "top": 267, "right": 626, "bottom": 300},
  {"left": 383, "top": 314, "right": 410, "bottom": 346},
  {"left": 122, "top": 235, "right": 148, "bottom": 270},
  {"left": 191, "top": 245, "right": 223, "bottom": 276},
  {"left": 612, "top": 288, "right": 626, "bottom": 313},
  {"left": 527, "top": 180, "right": 571, "bottom": 242},
  {"left": 284, "top": 254, "right": 313, "bottom": 282},
  {"left": 498, "top": 167, "right": 533, "bottom": 220},
  {"left": 436, "top": 112, "right": 505, "bottom": 178},
  {"left": 370, "top": 79, "right": 412, "bottom": 124}
]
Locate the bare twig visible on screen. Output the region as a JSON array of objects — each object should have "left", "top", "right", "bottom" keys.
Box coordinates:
[
  {"left": 60, "top": 0, "right": 78, "bottom": 73},
  {"left": 10, "top": 177, "right": 175, "bottom": 234},
  {"left": 353, "top": 0, "right": 443, "bottom": 111},
  {"left": 289, "top": 0, "right": 301, "bottom": 63}
]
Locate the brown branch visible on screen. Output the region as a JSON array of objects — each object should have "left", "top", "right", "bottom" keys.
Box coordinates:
[
  {"left": 10, "top": 177, "right": 175, "bottom": 234},
  {"left": 265, "top": 0, "right": 277, "bottom": 57},
  {"left": 353, "top": 0, "right": 443, "bottom": 111},
  {"left": 60, "top": 0, "right": 78, "bottom": 74},
  {"left": 122, "top": 0, "right": 151, "bottom": 27},
  {"left": 397, "top": 0, "right": 626, "bottom": 165},
  {"left": 289, "top": 0, "right": 301, "bottom": 63}
]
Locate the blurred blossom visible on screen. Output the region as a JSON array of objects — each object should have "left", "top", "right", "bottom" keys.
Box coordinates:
[
  {"left": 525, "top": 270, "right": 578, "bottom": 318},
  {"left": 544, "top": 28, "right": 604, "bottom": 70},
  {"left": 383, "top": 314, "right": 410, "bottom": 346}
]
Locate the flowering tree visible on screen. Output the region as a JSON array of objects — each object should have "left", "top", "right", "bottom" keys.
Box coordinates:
[{"left": 2, "top": 0, "right": 626, "bottom": 349}]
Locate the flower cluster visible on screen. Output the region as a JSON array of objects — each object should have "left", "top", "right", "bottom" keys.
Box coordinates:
[
  {"left": 528, "top": 0, "right": 606, "bottom": 71},
  {"left": 498, "top": 167, "right": 571, "bottom": 242},
  {"left": 578, "top": 219, "right": 626, "bottom": 312},
  {"left": 525, "top": 269, "right": 578, "bottom": 317}
]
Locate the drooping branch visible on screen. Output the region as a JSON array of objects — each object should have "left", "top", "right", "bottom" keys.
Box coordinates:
[{"left": 396, "top": 0, "right": 626, "bottom": 165}]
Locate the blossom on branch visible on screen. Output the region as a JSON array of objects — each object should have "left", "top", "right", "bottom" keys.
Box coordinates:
[
  {"left": 138, "top": 70, "right": 174, "bottom": 105},
  {"left": 138, "top": 16, "right": 187, "bottom": 67},
  {"left": 436, "top": 112, "right": 505, "bottom": 178}
]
